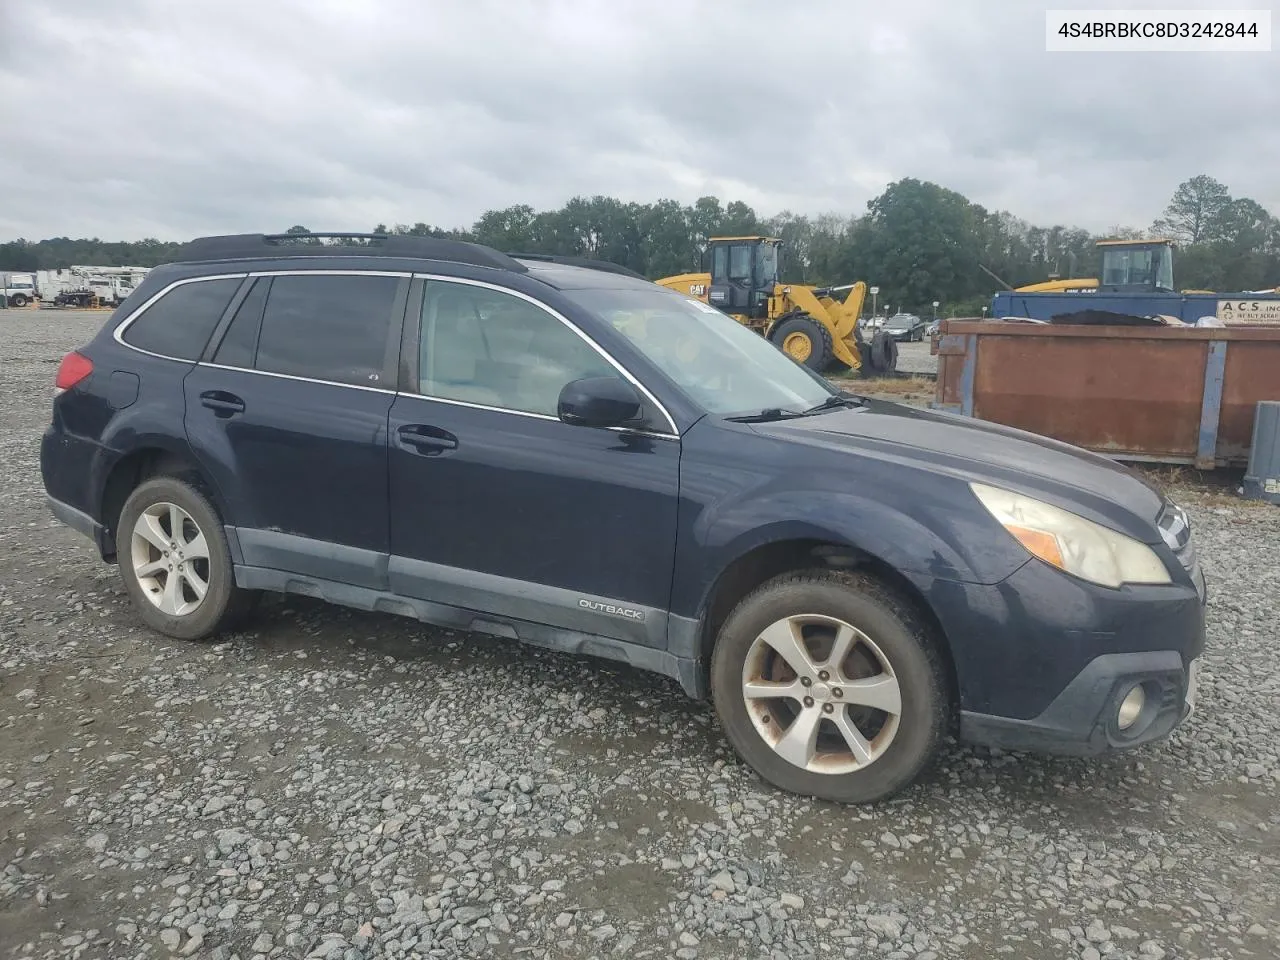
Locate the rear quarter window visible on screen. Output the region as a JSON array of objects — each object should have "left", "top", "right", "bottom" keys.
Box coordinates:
[{"left": 120, "top": 278, "right": 241, "bottom": 360}]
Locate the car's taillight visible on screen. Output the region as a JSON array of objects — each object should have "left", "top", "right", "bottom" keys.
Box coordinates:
[{"left": 55, "top": 351, "right": 94, "bottom": 395}]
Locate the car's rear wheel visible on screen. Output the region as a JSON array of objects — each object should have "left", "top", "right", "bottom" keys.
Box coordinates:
[
  {"left": 711, "top": 570, "right": 949, "bottom": 803},
  {"left": 117, "top": 476, "right": 256, "bottom": 641}
]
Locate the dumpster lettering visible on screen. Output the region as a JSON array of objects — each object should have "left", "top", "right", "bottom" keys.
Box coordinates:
[{"left": 1217, "top": 300, "right": 1280, "bottom": 325}]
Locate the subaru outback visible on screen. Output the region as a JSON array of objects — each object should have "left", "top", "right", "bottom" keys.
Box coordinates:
[{"left": 40, "top": 232, "right": 1206, "bottom": 803}]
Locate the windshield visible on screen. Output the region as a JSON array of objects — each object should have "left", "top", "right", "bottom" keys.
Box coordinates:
[
  {"left": 887, "top": 315, "right": 911, "bottom": 328},
  {"left": 1101, "top": 247, "right": 1153, "bottom": 286},
  {"left": 564, "top": 286, "right": 836, "bottom": 416}
]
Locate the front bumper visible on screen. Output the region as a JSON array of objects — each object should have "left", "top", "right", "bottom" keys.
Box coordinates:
[
  {"left": 914, "top": 536, "right": 1206, "bottom": 754},
  {"left": 960, "top": 650, "right": 1200, "bottom": 755}
]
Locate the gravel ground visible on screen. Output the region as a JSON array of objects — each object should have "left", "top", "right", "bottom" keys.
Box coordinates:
[
  {"left": 890, "top": 340, "right": 936, "bottom": 377},
  {"left": 2, "top": 310, "right": 1278, "bottom": 960}
]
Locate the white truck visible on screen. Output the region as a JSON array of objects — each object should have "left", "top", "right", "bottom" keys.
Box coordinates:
[
  {"left": 36, "top": 266, "right": 150, "bottom": 308},
  {"left": 2, "top": 271, "right": 37, "bottom": 307}
]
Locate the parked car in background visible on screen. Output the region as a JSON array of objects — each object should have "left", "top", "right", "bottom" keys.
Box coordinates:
[{"left": 884, "top": 312, "right": 926, "bottom": 342}]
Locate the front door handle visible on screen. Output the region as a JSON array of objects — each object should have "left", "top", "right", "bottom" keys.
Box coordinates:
[
  {"left": 200, "top": 390, "right": 245, "bottom": 416},
  {"left": 397, "top": 424, "right": 458, "bottom": 454}
]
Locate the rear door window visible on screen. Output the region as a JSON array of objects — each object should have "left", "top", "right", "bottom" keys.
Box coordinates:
[
  {"left": 254, "top": 274, "right": 400, "bottom": 387},
  {"left": 121, "top": 277, "right": 241, "bottom": 359}
]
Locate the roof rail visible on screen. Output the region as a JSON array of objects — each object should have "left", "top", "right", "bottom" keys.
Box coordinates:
[
  {"left": 508, "top": 252, "right": 647, "bottom": 281},
  {"left": 171, "top": 233, "right": 528, "bottom": 272}
]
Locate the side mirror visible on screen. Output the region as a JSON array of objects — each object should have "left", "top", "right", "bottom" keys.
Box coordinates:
[{"left": 557, "top": 376, "right": 643, "bottom": 428}]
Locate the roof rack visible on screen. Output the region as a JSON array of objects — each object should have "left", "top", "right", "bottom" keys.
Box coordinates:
[
  {"left": 508, "top": 252, "right": 647, "bottom": 281},
  {"left": 171, "top": 233, "right": 528, "bottom": 273}
]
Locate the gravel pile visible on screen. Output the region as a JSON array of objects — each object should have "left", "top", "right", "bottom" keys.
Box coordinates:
[{"left": 2, "top": 311, "right": 1277, "bottom": 959}]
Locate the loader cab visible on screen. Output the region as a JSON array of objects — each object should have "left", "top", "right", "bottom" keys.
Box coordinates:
[
  {"left": 1096, "top": 239, "right": 1175, "bottom": 294},
  {"left": 707, "top": 236, "right": 781, "bottom": 319}
]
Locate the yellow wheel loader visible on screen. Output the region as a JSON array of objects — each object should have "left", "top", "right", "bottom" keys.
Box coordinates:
[{"left": 656, "top": 236, "right": 898, "bottom": 376}]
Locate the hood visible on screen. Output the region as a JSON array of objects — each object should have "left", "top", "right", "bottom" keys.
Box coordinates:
[{"left": 753, "top": 399, "right": 1168, "bottom": 542}]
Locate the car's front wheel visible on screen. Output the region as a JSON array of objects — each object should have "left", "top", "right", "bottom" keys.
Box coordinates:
[
  {"left": 711, "top": 570, "right": 949, "bottom": 803},
  {"left": 117, "top": 476, "right": 257, "bottom": 641}
]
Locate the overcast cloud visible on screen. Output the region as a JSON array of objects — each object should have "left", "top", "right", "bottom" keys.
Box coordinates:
[{"left": 1, "top": 0, "right": 1276, "bottom": 240}]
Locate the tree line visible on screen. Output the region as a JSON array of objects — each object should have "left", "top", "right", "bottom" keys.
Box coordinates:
[{"left": 3, "top": 175, "right": 1276, "bottom": 316}]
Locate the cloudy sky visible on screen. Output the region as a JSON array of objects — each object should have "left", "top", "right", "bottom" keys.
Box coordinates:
[{"left": 1, "top": 0, "right": 1276, "bottom": 241}]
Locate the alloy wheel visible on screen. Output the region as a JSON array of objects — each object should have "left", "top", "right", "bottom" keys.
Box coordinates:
[
  {"left": 130, "top": 501, "right": 211, "bottom": 617},
  {"left": 741, "top": 614, "right": 902, "bottom": 774}
]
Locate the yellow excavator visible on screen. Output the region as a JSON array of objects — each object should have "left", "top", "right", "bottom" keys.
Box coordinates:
[{"left": 656, "top": 236, "right": 898, "bottom": 375}]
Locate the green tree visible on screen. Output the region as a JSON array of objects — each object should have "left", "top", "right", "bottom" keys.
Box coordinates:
[
  {"left": 764, "top": 211, "right": 817, "bottom": 284},
  {"left": 638, "top": 199, "right": 696, "bottom": 277},
  {"left": 1152, "top": 175, "right": 1231, "bottom": 244},
  {"left": 471, "top": 205, "right": 539, "bottom": 251},
  {"left": 855, "top": 178, "right": 985, "bottom": 312},
  {"left": 721, "top": 200, "right": 759, "bottom": 237},
  {"left": 7, "top": 177, "right": 1276, "bottom": 295}
]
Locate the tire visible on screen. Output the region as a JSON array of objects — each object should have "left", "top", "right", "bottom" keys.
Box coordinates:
[
  {"left": 116, "top": 476, "right": 257, "bottom": 641},
  {"left": 870, "top": 331, "right": 898, "bottom": 374},
  {"left": 710, "top": 569, "right": 949, "bottom": 804},
  {"left": 11, "top": 294, "right": 28, "bottom": 308},
  {"left": 769, "top": 314, "right": 834, "bottom": 372}
]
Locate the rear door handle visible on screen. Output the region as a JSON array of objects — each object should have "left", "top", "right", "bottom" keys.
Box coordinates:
[
  {"left": 199, "top": 390, "right": 245, "bottom": 415},
  {"left": 397, "top": 424, "right": 458, "bottom": 454}
]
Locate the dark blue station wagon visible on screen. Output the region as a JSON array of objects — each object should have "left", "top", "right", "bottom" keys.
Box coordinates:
[{"left": 41, "top": 233, "right": 1207, "bottom": 803}]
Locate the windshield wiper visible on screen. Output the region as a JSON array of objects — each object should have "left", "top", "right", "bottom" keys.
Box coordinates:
[
  {"left": 802, "top": 392, "right": 864, "bottom": 415},
  {"left": 725, "top": 407, "right": 806, "bottom": 423}
]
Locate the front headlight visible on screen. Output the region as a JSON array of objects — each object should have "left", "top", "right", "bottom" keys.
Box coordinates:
[{"left": 970, "top": 482, "right": 1171, "bottom": 588}]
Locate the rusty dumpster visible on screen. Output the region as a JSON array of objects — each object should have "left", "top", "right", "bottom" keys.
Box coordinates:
[{"left": 931, "top": 321, "right": 1280, "bottom": 468}]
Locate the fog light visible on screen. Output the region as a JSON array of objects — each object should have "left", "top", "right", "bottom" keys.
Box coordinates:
[{"left": 1117, "top": 684, "right": 1146, "bottom": 730}]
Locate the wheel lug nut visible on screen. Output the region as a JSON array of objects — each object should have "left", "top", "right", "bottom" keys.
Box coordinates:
[
  {"left": 803, "top": 696, "right": 814, "bottom": 708},
  {"left": 822, "top": 703, "right": 834, "bottom": 714},
  {"left": 833, "top": 688, "right": 844, "bottom": 698},
  {"left": 819, "top": 670, "right": 830, "bottom": 681},
  {"left": 800, "top": 677, "right": 812, "bottom": 687}
]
